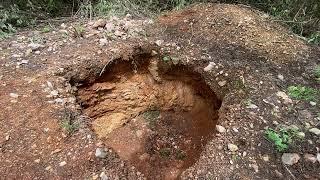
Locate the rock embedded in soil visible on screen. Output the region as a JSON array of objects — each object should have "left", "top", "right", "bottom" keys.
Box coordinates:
[
  {"left": 92, "top": 19, "right": 107, "bottom": 29},
  {"left": 281, "top": 153, "right": 300, "bottom": 165},
  {"left": 9, "top": 93, "right": 19, "bottom": 98},
  {"left": 95, "top": 148, "right": 107, "bottom": 158},
  {"left": 218, "top": 80, "right": 227, "bottom": 87},
  {"left": 296, "top": 132, "right": 305, "bottom": 138},
  {"left": 28, "top": 43, "right": 43, "bottom": 51},
  {"left": 276, "top": 91, "right": 292, "bottom": 104},
  {"left": 216, "top": 125, "right": 226, "bottom": 133},
  {"left": 100, "top": 172, "right": 108, "bottom": 180},
  {"left": 308, "top": 128, "right": 320, "bottom": 136},
  {"left": 59, "top": 161, "right": 67, "bottom": 167},
  {"left": 304, "top": 154, "right": 317, "bottom": 163},
  {"left": 309, "top": 101, "right": 316, "bottom": 106},
  {"left": 227, "top": 144, "right": 239, "bottom": 152}
]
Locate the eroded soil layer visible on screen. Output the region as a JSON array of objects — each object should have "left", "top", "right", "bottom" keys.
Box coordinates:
[{"left": 77, "top": 59, "right": 221, "bottom": 179}]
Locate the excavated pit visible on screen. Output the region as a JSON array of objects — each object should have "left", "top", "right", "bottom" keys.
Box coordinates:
[{"left": 77, "top": 58, "right": 222, "bottom": 179}]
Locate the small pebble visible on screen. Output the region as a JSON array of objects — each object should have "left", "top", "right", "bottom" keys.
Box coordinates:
[
  {"left": 281, "top": 153, "right": 300, "bottom": 165},
  {"left": 59, "top": 161, "right": 67, "bottom": 167},
  {"left": 216, "top": 125, "right": 226, "bottom": 133},
  {"left": 9, "top": 93, "right": 19, "bottom": 98},
  {"left": 304, "top": 154, "right": 317, "bottom": 163},
  {"left": 227, "top": 144, "right": 239, "bottom": 152},
  {"left": 309, "top": 128, "right": 320, "bottom": 136},
  {"left": 95, "top": 148, "right": 107, "bottom": 158}
]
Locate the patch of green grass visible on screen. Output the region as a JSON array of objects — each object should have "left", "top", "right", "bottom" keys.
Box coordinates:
[
  {"left": 61, "top": 120, "right": 79, "bottom": 135},
  {"left": 314, "top": 65, "right": 320, "bottom": 81},
  {"left": 308, "top": 32, "right": 320, "bottom": 45},
  {"left": 60, "top": 109, "right": 79, "bottom": 135},
  {"left": 159, "top": 148, "right": 171, "bottom": 157},
  {"left": 41, "top": 26, "right": 51, "bottom": 33},
  {"left": 143, "top": 109, "right": 160, "bottom": 128},
  {"left": 265, "top": 127, "right": 302, "bottom": 152},
  {"left": 287, "top": 85, "right": 318, "bottom": 101},
  {"left": 73, "top": 25, "right": 85, "bottom": 38},
  {"left": 175, "top": 150, "right": 186, "bottom": 160},
  {"left": 162, "top": 55, "right": 171, "bottom": 62}
]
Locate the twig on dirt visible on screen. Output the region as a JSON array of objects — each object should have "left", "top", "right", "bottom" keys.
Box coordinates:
[
  {"left": 99, "top": 63, "right": 108, "bottom": 76},
  {"left": 188, "top": 22, "right": 194, "bottom": 45},
  {"left": 284, "top": 166, "right": 297, "bottom": 180},
  {"left": 271, "top": 18, "right": 313, "bottom": 24}
]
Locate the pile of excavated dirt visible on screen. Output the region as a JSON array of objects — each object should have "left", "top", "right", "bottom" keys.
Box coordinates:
[{"left": 0, "top": 3, "right": 319, "bottom": 180}]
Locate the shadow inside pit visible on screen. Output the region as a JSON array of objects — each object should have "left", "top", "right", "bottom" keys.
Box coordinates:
[{"left": 76, "top": 57, "right": 222, "bottom": 180}]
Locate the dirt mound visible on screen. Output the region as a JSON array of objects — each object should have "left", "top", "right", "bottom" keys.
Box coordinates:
[{"left": 151, "top": 3, "right": 310, "bottom": 64}]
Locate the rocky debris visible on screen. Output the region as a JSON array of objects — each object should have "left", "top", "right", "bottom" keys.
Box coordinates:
[
  {"left": 60, "top": 23, "right": 67, "bottom": 29},
  {"left": 50, "top": 90, "right": 59, "bottom": 97},
  {"left": 28, "top": 43, "right": 43, "bottom": 51},
  {"left": 251, "top": 163, "right": 259, "bottom": 173},
  {"left": 281, "top": 153, "right": 300, "bottom": 165},
  {"left": 51, "top": 148, "right": 62, "bottom": 155},
  {"left": 155, "top": 40, "right": 164, "bottom": 46},
  {"left": 218, "top": 80, "right": 227, "bottom": 87},
  {"left": 317, "top": 153, "right": 320, "bottom": 163},
  {"left": 59, "top": 161, "right": 67, "bottom": 167},
  {"left": 277, "top": 74, "right": 284, "bottom": 81},
  {"left": 308, "top": 128, "right": 320, "bottom": 136},
  {"left": 17, "top": 60, "right": 29, "bottom": 65},
  {"left": 247, "top": 103, "right": 258, "bottom": 109},
  {"left": 299, "top": 110, "right": 312, "bottom": 120},
  {"left": 296, "top": 132, "right": 305, "bottom": 138},
  {"left": 105, "top": 22, "right": 115, "bottom": 32},
  {"left": 275, "top": 170, "right": 284, "bottom": 178},
  {"left": 227, "top": 144, "right": 239, "bottom": 152},
  {"left": 5, "top": 135, "right": 10, "bottom": 141},
  {"left": 262, "top": 154, "right": 270, "bottom": 162},
  {"left": 100, "top": 172, "right": 108, "bottom": 180},
  {"left": 303, "top": 154, "right": 317, "bottom": 163},
  {"left": 309, "top": 101, "right": 317, "bottom": 106},
  {"left": 216, "top": 125, "right": 226, "bottom": 133},
  {"left": 203, "top": 62, "right": 215, "bottom": 72},
  {"left": 99, "top": 38, "right": 108, "bottom": 46},
  {"left": 276, "top": 91, "right": 292, "bottom": 104},
  {"left": 45, "top": 166, "right": 52, "bottom": 171},
  {"left": 9, "top": 93, "right": 19, "bottom": 98},
  {"left": 92, "top": 19, "right": 107, "bottom": 29},
  {"left": 95, "top": 148, "right": 107, "bottom": 158}
]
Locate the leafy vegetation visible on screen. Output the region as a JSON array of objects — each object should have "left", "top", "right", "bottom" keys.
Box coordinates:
[
  {"left": 314, "top": 65, "right": 320, "bottom": 81},
  {"left": 41, "top": 26, "right": 51, "bottom": 33},
  {"left": 1, "top": 0, "right": 320, "bottom": 43},
  {"left": 61, "top": 119, "right": 79, "bottom": 135},
  {"left": 175, "top": 149, "right": 186, "bottom": 160},
  {"left": 265, "top": 127, "right": 302, "bottom": 152},
  {"left": 287, "top": 85, "right": 318, "bottom": 101},
  {"left": 143, "top": 109, "right": 160, "bottom": 128},
  {"left": 159, "top": 148, "right": 171, "bottom": 157},
  {"left": 60, "top": 108, "right": 79, "bottom": 135}
]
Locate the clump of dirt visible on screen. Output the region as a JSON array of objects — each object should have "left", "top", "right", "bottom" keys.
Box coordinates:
[{"left": 77, "top": 57, "right": 221, "bottom": 179}]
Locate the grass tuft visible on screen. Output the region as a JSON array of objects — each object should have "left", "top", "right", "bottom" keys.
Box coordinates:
[
  {"left": 287, "top": 85, "right": 318, "bottom": 101},
  {"left": 265, "top": 127, "right": 302, "bottom": 152},
  {"left": 314, "top": 65, "right": 320, "bottom": 81}
]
